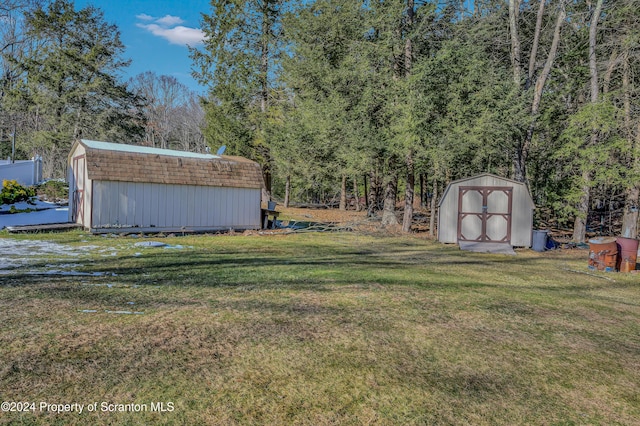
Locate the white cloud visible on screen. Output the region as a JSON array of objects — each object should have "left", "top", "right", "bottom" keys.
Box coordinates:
[
  {"left": 156, "top": 15, "right": 184, "bottom": 26},
  {"left": 135, "top": 13, "right": 154, "bottom": 21},
  {"left": 136, "top": 14, "right": 205, "bottom": 47}
]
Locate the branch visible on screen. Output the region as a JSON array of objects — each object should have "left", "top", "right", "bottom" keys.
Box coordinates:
[
  {"left": 532, "top": 0, "right": 566, "bottom": 116},
  {"left": 526, "top": 0, "right": 546, "bottom": 90}
]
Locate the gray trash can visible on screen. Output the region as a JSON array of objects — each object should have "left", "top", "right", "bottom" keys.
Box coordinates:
[{"left": 532, "top": 230, "right": 548, "bottom": 252}]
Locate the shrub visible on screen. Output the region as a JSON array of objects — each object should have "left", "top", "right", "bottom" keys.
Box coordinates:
[
  {"left": 36, "top": 179, "right": 69, "bottom": 202},
  {"left": 1, "top": 180, "right": 36, "bottom": 205}
]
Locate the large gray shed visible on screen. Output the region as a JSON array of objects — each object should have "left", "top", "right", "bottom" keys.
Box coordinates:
[
  {"left": 68, "top": 139, "right": 264, "bottom": 233},
  {"left": 438, "top": 173, "right": 535, "bottom": 247}
]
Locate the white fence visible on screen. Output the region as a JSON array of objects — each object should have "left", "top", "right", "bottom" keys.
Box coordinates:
[{"left": 0, "top": 157, "right": 43, "bottom": 186}]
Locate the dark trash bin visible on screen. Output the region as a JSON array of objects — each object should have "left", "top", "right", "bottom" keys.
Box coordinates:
[{"left": 532, "top": 230, "right": 549, "bottom": 252}]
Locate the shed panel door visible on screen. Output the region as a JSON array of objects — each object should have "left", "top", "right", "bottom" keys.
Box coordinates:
[
  {"left": 72, "top": 156, "right": 85, "bottom": 225},
  {"left": 457, "top": 186, "right": 513, "bottom": 243}
]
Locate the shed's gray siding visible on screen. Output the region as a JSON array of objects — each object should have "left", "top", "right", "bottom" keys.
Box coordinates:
[
  {"left": 91, "top": 181, "right": 261, "bottom": 232},
  {"left": 438, "top": 174, "right": 535, "bottom": 247}
]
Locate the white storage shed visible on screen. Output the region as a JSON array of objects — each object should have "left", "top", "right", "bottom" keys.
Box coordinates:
[
  {"left": 438, "top": 173, "right": 535, "bottom": 247},
  {"left": 68, "top": 139, "right": 264, "bottom": 233}
]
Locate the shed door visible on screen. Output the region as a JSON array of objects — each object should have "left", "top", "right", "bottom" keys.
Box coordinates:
[
  {"left": 457, "top": 186, "right": 513, "bottom": 243},
  {"left": 72, "top": 156, "right": 85, "bottom": 225}
]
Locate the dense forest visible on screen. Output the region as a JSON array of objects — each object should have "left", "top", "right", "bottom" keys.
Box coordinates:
[{"left": 1, "top": 0, "right": 639, "bottom": 242}]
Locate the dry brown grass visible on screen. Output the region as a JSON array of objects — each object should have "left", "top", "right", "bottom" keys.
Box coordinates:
[{"left": 279, "top": 206, "right": 368, "bottom": 224}]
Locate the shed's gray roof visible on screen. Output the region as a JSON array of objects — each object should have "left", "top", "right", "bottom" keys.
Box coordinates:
[{"left": 72, "top": 139, "right": 264, "bottom": 190}]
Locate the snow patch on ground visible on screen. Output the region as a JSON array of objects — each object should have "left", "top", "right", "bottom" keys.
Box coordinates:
[
  {"left": 0, "top": 199, "right": 58, "bottom": 213},
  {"left": 1, "top": 211, "right": 196, "bottom": 276},
  {"left": 0, "top": 238, "right": 112, "bottom": 276},
  {"left": 26, "top": 270, "right": 117, "bottom": 277},
  {"left": 0, "top": 200, "right": 69, "bottom": 229}
]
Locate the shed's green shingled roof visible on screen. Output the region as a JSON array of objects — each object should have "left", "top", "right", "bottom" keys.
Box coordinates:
[{"left": 81, "top": 139, "right": 221, "bottom": 160}]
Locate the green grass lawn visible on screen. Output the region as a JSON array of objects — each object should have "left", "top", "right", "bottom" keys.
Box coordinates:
[{"left": 0, "top": 230, "right": 639, "bottom": 425}]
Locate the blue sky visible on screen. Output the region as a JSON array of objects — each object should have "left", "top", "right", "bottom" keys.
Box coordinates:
[{"left": 78, "top": 0, "right": 211, "bottom": 94}]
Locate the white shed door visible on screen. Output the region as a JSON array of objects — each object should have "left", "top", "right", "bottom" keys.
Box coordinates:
[
  {"left": 457, "top": 186, "right": 512, "bottom": 243},
  {"left": 72, "top": 156, "right": 86, "bottom": 225}
]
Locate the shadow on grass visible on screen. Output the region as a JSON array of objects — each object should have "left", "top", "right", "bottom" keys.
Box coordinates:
[
  {"left": 1, "top": 234, "right": 627, "bottom": 301},
  {"left": 1, "top": 239, "right": 630, "bottom": 299}
]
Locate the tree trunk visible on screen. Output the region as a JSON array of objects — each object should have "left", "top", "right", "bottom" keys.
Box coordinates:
[
  {"left": 260, "top": 6, "right": 269, "bottom": 115},
  {"left": 429, "top": 176, "right": 438, "bottom": 237},
  {"left": 381, "top": 157, "right": 399, "bottom": 226},
  {"left": 367, "top": 165, "right": 383, "bottom": 217},
  {"left": 573, "top": 170, "right": 591, "bottom": 243},
  {"left": 622, "top": 186, "right": 639, "bottom": 238},
  {"left": 72, "top": 107, "right": 82, "bottom": 140},
  {"left": 508, "top": 0, "right": 522, "bottom": 86},
  {"left": 262, "top": 165, "right": 272, "bottom": 200},
  {"left": 284, "top": 174, "right": 290, "bottom": 208},
  {"left": 381, "top": 169, "right": 399, "bottom": 226},
  {"left": 526, "top": 0, "right": 546, "bottom": 89},
  {"left": 531, "top": 0, "right": 564, "bottom": 114},
  {"left": 339, "top": 175, "right": 347, "bottom": 210},
  {"left": 353, "top": 176, "right": 361, "bottom": 212},
  {"left": 588, "top": 0, "right": 602, "bottom": 106},
  {"left": 363, "top": 174, "right": 369, "bottom": 210},
  {"left": 602, "top": 50, "right": 619, "bottom": 95},
  {"left": 513, "top": 140, "right": 527, "bottom": 183},
  {"left": 402, "top": 151, "right": 414, "bottom": 233},
  {"left": 514, "top": 0, "right": 566, "bottom": 183},
  {"left": 572, "top": 0, "right": 603, "bottom": 243},
  {"left": 367, "top": 170, "right": 376, "bottom": 216},
  {"left": 404, "top": 0, "right": 414, "bottom": 76}
]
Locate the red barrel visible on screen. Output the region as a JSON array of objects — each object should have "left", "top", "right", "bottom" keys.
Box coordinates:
[
  {"left": 616, "top": 237, "right": 639, "bottom": 272},
  {"left": 588, "top": 237, "right": 618, "bottom": 271}
]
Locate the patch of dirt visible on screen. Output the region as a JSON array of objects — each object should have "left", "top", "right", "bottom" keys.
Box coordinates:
[
  {"left": 273, "top": 206, "right": 435, "bottom": 236},
  {"left": 280, "top": 207, "right": 367, "bottom": 224}
]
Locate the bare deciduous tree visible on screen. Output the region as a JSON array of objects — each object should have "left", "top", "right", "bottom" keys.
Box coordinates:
[{"left": 129, "top": 72, "right": 204, "bottom": 153}]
